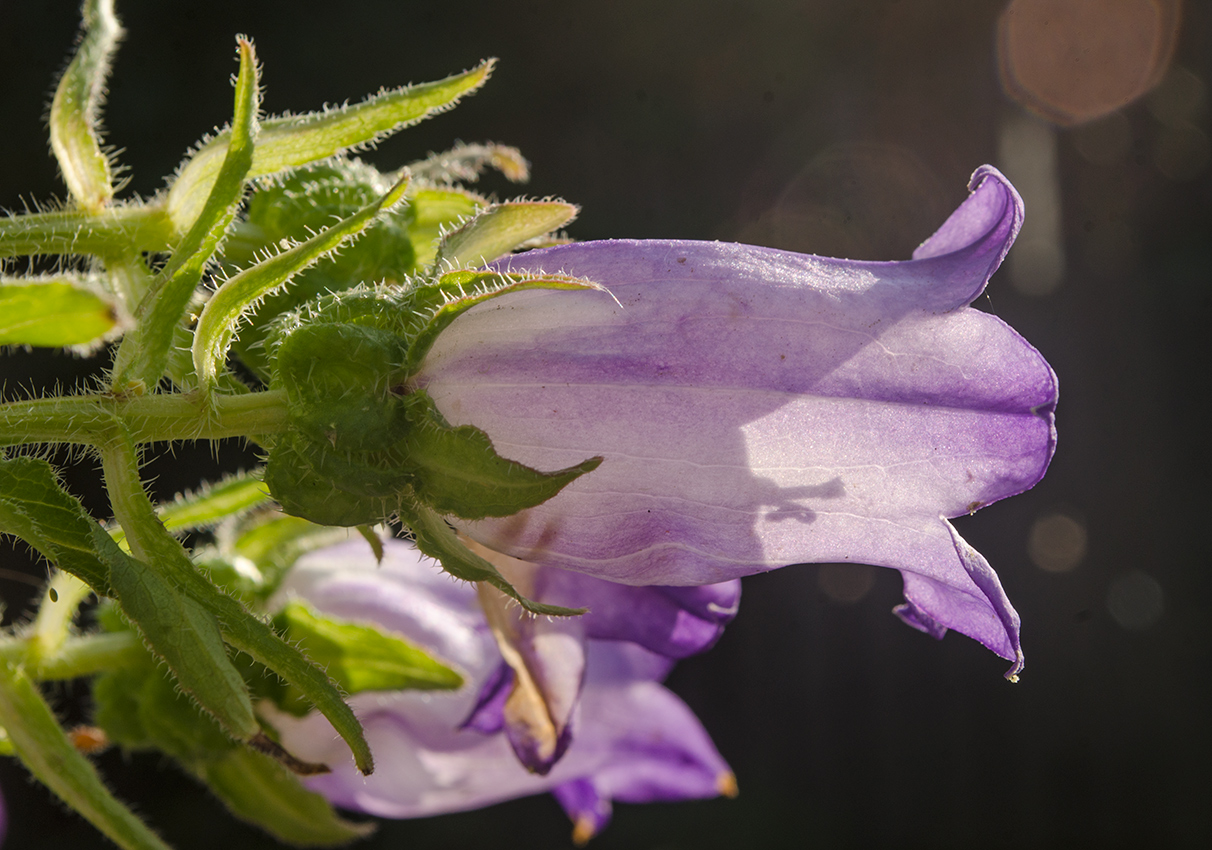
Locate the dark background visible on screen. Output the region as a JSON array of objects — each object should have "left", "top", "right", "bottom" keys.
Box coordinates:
[{"left": 2, "top": 1, "right": 1210, "bottom": 848}]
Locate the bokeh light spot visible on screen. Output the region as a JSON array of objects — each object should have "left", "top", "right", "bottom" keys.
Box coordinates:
[
  {"left": 997, "top": 0, "right": 1183, "bottom": 126},
  {"left": 1069, "top": 112, "right": 1135, "bottom": 165},
  {"left": 1152, "top": 123, "right": 1211, "bottom": 180},
  {"left": 1107, "top": 570, "right": 1165, "bottom": 630},
  {"left": 998, "top": 111, "right": 1065, "bottom": 296},
  {"left": 1028, "top": 512, "right": 1088, "bottom": 573},
  {"left": 736, "top": 142, "right": 947, "bottom": 261},
  {"left": 818, "top": 563, "right": 876, "bottom": 604},
  {"left": 1147, "top": 66, "right": 1206, "bottom": 125}
]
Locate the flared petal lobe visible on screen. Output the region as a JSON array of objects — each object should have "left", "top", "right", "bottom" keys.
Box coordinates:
[{"left": 417, "top": 166, "right": 1056, "bottom": 670}]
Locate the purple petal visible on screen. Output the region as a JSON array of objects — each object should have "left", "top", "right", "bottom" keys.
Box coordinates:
[
  {"left": 573, "top": 642, "right": 735, "bottom": 805},
  {"left": 460, "top": 662, "right": 513, "bottom": 734},
  {"left": 552, "top": 778, "right": 613, "bottom": 844},
  {"left": 534, "top": 567, "right": 741, "bottom": 660},
  {"left": 418, "top": 166, "right": 1055, "bottom": 666},
  {"left": 474, "top": 578, "right": 587, "bottom": 775}
]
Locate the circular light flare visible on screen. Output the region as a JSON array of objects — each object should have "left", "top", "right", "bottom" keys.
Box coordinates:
[
  {"left": 1028, "top": 512, "right": 1088, "bottom": 573},
  {"left": 997, "top": 0, "right": 1183, "bottom": 126},
  {"left": 1106, "top": 570, "right": 1165, "bottom": 630},
  {"left": 818, "top": 563, "right": 876, "bottom": 604}
]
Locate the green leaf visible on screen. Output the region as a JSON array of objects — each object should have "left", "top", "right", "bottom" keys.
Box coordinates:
[
  {"left": 197, "top": 747, "right": 374, "bottom": 847},
  {"left": 0, "top": 277, "right": 121, "bottom": 348},
  {"left": 98, "top": 432, "right": 350, "bottom": 773},
  {"left": 167, "top": 61, "right": 493, "bottom": 235},
  {"left": 0, "top": 456, "right": 112, "bottom": 594},
  {"left": 48, "top": 0, "right": 122, "bottom": 212},
  {"left": 192, "top": 172, "right": 410, "bottom": 392},
  {"left": 90, "top": 661, "right": 149, "bottom": 749},
  {"left": 109, "top": 470, "right": 270, "bottom": 552},
  {"left": 93, "top": 648, "right": 365, "bottom": 845},
  {"left": 225, "top": 514, "right": 353, "bottom": 600},
  {"left": 126, "top": 535, "right": 375, "bottom": 775},
  {"left": 403, "top": 269, "right": 604, "bottom": 374},
  {"left": 110, "top": 37, "right": 261, "bottom": 391},
  {"left": 95, "top": 649, "right": 236, "bottom": 763},
  {"left": 433, "top": 200, "right": 577, "bottom": 269},
  {"left": 398, "top": 495, "right": 585, "bottom": 618},
  {"left": 399, "top": 390, "right": 602, "bottom": 520},
  {"left": 93, "top": 526, "right": 262, "bottom": 744},
  {"left": 277, "top": 600, "right": 463, "bottom": 697},
  {"left": 0, "top": 663, "right": 173, "bottom": 850},
  {"left": 158, "top": 470, "right": 270, "bottom": 534}
]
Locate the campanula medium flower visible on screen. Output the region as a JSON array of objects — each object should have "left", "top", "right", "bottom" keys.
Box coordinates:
[
  {"left": 417, "top": 165, "right": 1056, "bottom": 676},
  {"left": 266, "top": 538, "right": 738, "bottom": 841}
]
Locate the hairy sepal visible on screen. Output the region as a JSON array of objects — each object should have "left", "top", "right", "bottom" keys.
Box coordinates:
[
  {"left": 227, "top": 163, "right": 480, "bottom": 381},
  {"left": 398, "top": 496, "right": 586, "bottom": 618},
  {"left": 275, "top": 323, "right": 410, "bottom": 452},
  {"left": 433, "top": 200, "right": 577, "bottom": 269},
  {"left": 192, "top": 171, "right": 409, "bottom": 393},
  {"left": 399, "top": 390, "right": 603, "bottom": 520}
]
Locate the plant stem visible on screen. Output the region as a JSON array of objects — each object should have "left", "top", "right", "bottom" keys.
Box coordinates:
[
  {"left": 0, "top": 204, "right": 174, "bottom": 259},
  {"left": 0, "top": 631, "right": 142, "bottom": 681},
  {"left": 25, "top": 571, "right": 95, "bottom": 666},
  {"left": 0, "top": 388, "right": 290, "bottom": 447}
]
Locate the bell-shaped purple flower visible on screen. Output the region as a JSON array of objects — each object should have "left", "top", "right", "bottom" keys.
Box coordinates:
[
  {"left": 266, "top": 539, "right": 737, "bottom": 841},
  {"left": 418, "top": 165, "right": 1056, "bottom": 676}
]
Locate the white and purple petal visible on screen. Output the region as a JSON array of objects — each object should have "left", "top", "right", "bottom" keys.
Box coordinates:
[{"left": 418, "top": 166, "right": 1056, "bottom": 672}]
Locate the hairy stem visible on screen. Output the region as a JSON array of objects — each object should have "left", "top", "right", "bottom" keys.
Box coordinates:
[
  {"left": 25, "top": 571, "right": 95, "bottom": 667},
  {"left": 0, "top": 631, "right": 142, "bottom": 681},
  {"left": 0, "top": 388, "right": 290, "bottom": 447}
]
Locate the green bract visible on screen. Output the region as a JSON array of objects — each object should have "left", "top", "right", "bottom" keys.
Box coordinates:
[{"left": 0, "top": 1, "right": 600, "bottom": 847}]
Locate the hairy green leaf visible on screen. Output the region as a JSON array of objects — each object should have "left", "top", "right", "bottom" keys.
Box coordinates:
[
  {"left": 94, "top": 527, "right": 261, "bottom": 743},
  {"left": 0, "top": 455, "right": 112, "bottom": 594},
  {"left": 0, "top": 663, "right": 172, "bottom": 850},
  {"left": 0, "top": 277, "right": 121, "bottom": 348},
  {"left": 198, "top": 748, "right": 374, "bottom": 847},
  {"left": 109, "top": 470, "right": 269, "bottom": 553},
  {"left": 49, "top": 0, "right": 122, "bottom": 212},
  {"left": 0, "top": 206, "right": 175, "bottom": 259},
  {"left": 110, "top": 37, "right": 260, "bottom": 390},
  {"left": 167, "top": 61, "right": 493, "bottom": 234}
]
